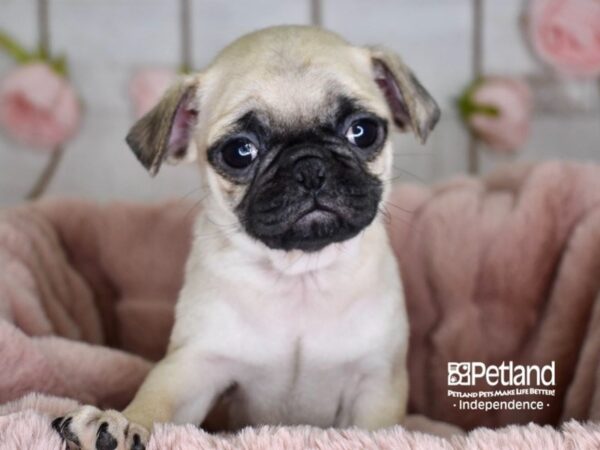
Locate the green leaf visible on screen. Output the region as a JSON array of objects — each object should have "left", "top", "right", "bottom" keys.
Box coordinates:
[
  {"left": 179, "top": 63, "right": 192, "bottom": 75},
  {"left": 457, "top": 78, "right": 500, "bottom": 121},
  {"left": 50, "top": 55, "right": 68, "bottom": 76},
  {"left": 0, "top": 29, "right": 69, "bottom": 77},
  {"left": 0, "top": 30, "right": 35, "bottom": 64}
]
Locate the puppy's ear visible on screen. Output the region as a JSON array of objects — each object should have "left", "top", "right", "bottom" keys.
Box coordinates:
[
  {"left": 126, "top": 77, "right": 200, "bottom": 176},
  {"left": 369, "top": 47, "right": 440, "bottom": 144}
]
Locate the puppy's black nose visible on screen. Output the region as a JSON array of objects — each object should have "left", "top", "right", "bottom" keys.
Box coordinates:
[{"left": 293, "top": 157, "right": 326, "bottom": 191}]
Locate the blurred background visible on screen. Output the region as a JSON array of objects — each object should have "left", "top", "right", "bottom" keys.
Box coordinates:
[{"left": 0, "top": 0, "right": 599, "bottom": 207}]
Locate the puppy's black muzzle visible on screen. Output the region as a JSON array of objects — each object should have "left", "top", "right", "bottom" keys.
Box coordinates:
[{"left": 239, "top": 144, "right": 382, "bottom": 252}]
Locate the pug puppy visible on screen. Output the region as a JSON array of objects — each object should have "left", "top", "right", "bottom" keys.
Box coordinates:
[{"left": 53, "top": 25, "right": 439, "bottom": 450}]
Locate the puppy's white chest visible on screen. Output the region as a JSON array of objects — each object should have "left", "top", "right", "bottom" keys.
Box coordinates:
[
  {"left": 225, "top": 286, "right": 402, "bottom": 428},
  {"left": 173, "top": 226, "right": 407, "bottom": 429},
  {"left": 235, "top": 338, "right": 360, "bottom": 427}
]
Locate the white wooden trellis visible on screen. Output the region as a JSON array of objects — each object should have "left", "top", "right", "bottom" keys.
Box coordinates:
[
  {"left": 27, "top": 0, "right": 64, "bottom": 199},
  {"left": 24, "top": 0, "right": 490, "bottom": 200},
  {"left": 469, "top": 0, "right": 483, "bottom": 175}
]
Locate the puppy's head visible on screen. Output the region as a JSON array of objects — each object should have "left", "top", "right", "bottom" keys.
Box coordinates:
[{"left": 127, "top": 26, "right": 439, "bottom": 252}]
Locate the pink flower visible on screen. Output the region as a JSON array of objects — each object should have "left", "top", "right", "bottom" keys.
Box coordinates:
[
  {"left": 528, "top": 0, "right": 600, "bottom": 78},
  {"left": 129, "top": 68, "right": 178, "bottom": 118},
  {"left": 0, "top": 62, "right": 81, "bottom": 150},
  {"left": 466, "top": 77, "right": 533, "bottom": 153}
]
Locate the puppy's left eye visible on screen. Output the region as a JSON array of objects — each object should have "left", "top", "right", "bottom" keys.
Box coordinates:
[
  {"left": 222, "top": 138, "right": 258, "bottom": 169},
  {"left": 345, "top": 119, "right": 379, "bottom": 148}
]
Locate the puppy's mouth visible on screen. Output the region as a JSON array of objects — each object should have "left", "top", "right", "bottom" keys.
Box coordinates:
[
  {"left": 285, "top": 202, "right": 346, "bottom": 251},
  {"left": 294, "top": 208, "right": 336, "bottom": 227},
  {"left": 243, "top": 192, "right": 380, "bottom": 253}
]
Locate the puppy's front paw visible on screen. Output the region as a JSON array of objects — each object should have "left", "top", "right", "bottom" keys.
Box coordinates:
[{"left": 52, "top": 406, "right": 148, "bottom": 450}]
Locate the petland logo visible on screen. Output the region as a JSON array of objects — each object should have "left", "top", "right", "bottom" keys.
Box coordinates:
[{"left": 448, "top": 361, "right": 555, "bottom": 387}]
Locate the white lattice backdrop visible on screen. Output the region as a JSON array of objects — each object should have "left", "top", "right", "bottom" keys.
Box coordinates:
[{"left": 0, "top": 0, "right": 598, "bottom": 207}]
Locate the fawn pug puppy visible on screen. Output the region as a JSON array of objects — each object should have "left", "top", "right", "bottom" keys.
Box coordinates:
[{"left": 54, "top": 25, "right": 439, "bottom": 450}]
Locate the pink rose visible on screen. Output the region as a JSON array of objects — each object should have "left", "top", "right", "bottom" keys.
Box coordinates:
[
  {"left": 466, "top": 77, "right": 533, "bottom": 153},
  {"left": 528, "top": 0, "right": 600, "bottom": 78},
  {"left": 0, "top": 62, "right": 81, "bottom": 149},
  {"left": 129, "top": 68, "right": 178, "bottom": 118}
]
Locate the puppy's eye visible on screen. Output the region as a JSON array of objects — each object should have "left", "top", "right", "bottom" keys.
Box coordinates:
[
  {"left": 222, "top": 138, "right": 258, "bottom": 168},
  {"left": 345, "top": 119, "right": 379, "bottom": 148}
]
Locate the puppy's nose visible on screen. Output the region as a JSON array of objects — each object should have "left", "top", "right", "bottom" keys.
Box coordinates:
[{"left": 293, "top": 157, "right": 326, "bottom": 191}]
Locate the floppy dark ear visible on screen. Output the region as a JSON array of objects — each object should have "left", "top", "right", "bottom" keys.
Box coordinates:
[
  {"left": 369, "top": 47, "right": 440, "bottom": 144},
  {"left": 126, "top": 77, "right": 199, "bottom": 176}
]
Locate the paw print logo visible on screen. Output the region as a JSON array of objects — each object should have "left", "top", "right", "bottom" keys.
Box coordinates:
[{"left": 448, "top": 362, "right": 471, "bottom": 386}]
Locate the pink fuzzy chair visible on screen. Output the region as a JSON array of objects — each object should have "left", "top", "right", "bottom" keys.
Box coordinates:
[{"left": 1, "top": 161, "right": 600, "bottom": 448}]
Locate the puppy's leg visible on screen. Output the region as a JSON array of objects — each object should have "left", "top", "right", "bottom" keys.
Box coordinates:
[
  {"left": 351, "top": 367, "right": 408, "bottom": 430},
  {"left": 122, "top": 349, "right": 232, "bottom": 427},
  {"left": 53, "top": 349, "right": 231, "bottom": 450}
]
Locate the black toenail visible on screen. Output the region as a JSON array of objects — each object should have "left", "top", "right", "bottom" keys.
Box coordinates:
[
  {"left": 96, "top": 422, "right": 118, "bottom": 450},
  {"left": 131, "top": 433, "right": 145, "bottom": 450},
  {"left": 55, "top": 417, "right": 80, "bottom": 446},
  {"left": 51, "top": 416, "right": 63, "bottom": 433},
  {"left": 60, "top": 417, "right": 73, "bottom": 434}
]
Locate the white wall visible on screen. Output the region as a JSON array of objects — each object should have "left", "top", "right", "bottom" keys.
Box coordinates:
[{"left": 0, "top": 0, "right": 598, "bottom": 207}]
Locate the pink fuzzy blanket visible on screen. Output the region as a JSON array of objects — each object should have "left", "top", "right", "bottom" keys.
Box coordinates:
[{"left": 1, "top": 161, "right": 600, "bottom": 448}]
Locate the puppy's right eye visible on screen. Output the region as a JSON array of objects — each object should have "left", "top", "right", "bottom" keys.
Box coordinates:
[{"left": 222, "top": 138, "right": 258, "bottom": 169}]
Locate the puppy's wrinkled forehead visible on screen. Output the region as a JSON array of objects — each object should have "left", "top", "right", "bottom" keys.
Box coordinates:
[{"left": 202, "top": 27, "right": 382, "bottom": 144}]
